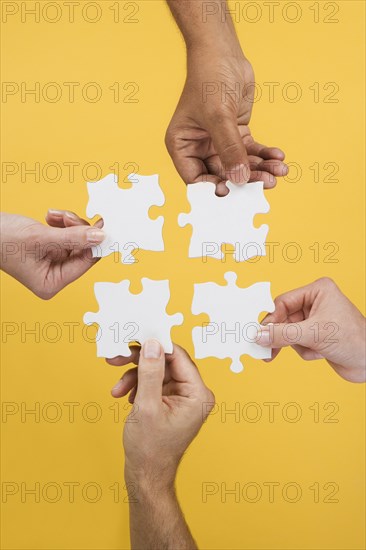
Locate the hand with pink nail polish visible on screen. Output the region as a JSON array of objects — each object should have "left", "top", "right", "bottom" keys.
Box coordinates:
[
  {"left": 0, "top": 210, "right": 104, "bottom": 299},
  {"left": 257, "top": 278, "right": 366, "bottom": 383},
  {"left": 165, "top": 1, "right": 288, "bottom": 196},
  {"left": 107, "top": 341, "right": 214, "bottom": 549}
]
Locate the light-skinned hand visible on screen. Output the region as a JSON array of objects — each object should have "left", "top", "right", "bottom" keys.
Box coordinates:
[
  {"left": 257, "top": 278, "right": 366, "bottom": 383},
  {"left": 0, "top": 210, "right": 104, "bottom": 299},
  {"left": 108, "top": 341, "right": 215, "bottom": 489}
]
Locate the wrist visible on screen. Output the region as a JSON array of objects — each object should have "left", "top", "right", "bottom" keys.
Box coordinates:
[
  {"left": 0, "top": 213, "right": 12, "bottom": 268},
  {"left": 352, "top": 319, "right": 366, "bottom": 374},
  {"left": 186, "top": 32, "right": 245, "bottom": 62},
  {"left": 125, "top": 473, "right": 176, "bottom": 504},
  {"left": 125, "top": 461, "right": 177, "bottom": 494}
]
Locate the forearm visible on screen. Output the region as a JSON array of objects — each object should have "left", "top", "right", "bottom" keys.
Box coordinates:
[
  {"left": 167, "top": 0, "right": 241, "bottom": 54},
  {"left": 126, "top": 472, "right": 197, "bottom": 550},
  {"left": 0, "top": 213, "right": 20, "bottom": 274}
]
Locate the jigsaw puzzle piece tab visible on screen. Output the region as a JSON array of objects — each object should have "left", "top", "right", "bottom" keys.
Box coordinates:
[
  {"left": 191, "top": 272, "right": 275, "bottom": 373},
  {"left": 84, "top": 279, "right": 183, "bottom": 358},
  {"left": 178, "top": 181, "right": 269, "bottom": 262},
  {"left": 86, "top": 173, "right": 165, "bottom": 264}
]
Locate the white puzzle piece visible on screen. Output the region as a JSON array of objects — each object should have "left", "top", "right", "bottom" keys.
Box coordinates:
[
  {"left": 192, "top": 272, "right": 275, "bottom": 373},
  {"left": 86, "top": 173, "right": 164, "bottom": 264},
  {"left": 84, "top": 279, "right": 183, "bottom": 358},
  {"left": 178, "top": 181, "right": 269, "bottom": 262}
]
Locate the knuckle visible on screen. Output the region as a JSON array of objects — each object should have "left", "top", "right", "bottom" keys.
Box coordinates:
[
  {"left": 63, "top": 227, "right": 78, "bottom": 243},
  {"left": 199, "top": 387, "right": 215, "bottom": 406},
  {"left": 206, "top": 389, "right": 216, "bottom": 405},
  {"left": 26, "top": 226, "right": 41, "bottom": 240},
  {"left": 316, "top": 276, "right": 336, "bottom": 288},
  {"left": 164, "top": 127, "right": 179, "bottom": 151},
  {"left": 164, "top": 130, "right": 171, "bottom": 149},
  {"left": 139, "top": 365, "right": 161, "bottom": 378},
  {"left": 136, "top": 403, "right": 157, "bottom": 421},
  {"left": 138, "top": 368, "right": 162, "bottom": 384},
  {"left": 33, "top": 286, "right": 56, "bottom": 301}
]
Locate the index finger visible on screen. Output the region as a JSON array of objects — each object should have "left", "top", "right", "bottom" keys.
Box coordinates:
[
  {"left": 166, "top": 344, "right": 205, "bottom": 386},
  {"left": 262, "top": 282, "right": 317, "bottom": 325},
  {"left": 106, "top": 345, "right": 141, "bottom": 366}
]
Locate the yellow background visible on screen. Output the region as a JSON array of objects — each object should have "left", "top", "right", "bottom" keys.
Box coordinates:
[{"left": 1, "top": 1, "right": 365, "bottom": 549}]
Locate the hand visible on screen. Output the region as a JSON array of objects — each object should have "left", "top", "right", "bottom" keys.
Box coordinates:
[
  {"left": 257, "top": 278, "right": 366, "bottom": 383},
  {"left": 166, "top": 49, "right": 288, "bottom": 196},
  {"left": 0, "top": 210, "right": 104, "bottom": 299},
  {"left": 108, "top": 341, "right": 215, "bottom": 488}
]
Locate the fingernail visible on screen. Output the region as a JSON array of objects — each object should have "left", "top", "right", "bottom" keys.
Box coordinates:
[
  {"left": 257, "top": 326, "right": 272, "bottom": 347},
  {"left": 226, "top": 164, "right": 249, "bottom": 185},
  {"left": 142, "top": 339, "right": 161, "bottom": 359},
  {"left": 65, "top": 211, "right": 78, "bottom": 220},
  {"left": 86, "top": 228, "right": 105, "bottom": 243},
  {"left": 48, "top": 209, "right": 64, "bottom": 216}
]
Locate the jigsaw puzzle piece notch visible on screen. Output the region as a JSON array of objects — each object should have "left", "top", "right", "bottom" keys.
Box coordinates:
[
  {"left": 84, "top": 278, "right": 183, "bottom": 358},
  {"left": 86, "top": 173, "right": 165, "bottom": 263},
  {"left": 230, "top": 357, "right": 244, "bottom": 374},
  {"left": 178, "top": 180, "right": 270, "bottom": 262}
]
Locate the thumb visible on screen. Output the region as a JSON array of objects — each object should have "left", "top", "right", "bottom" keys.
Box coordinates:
[
  {"left": 135, "top": 340, "right": 165, "bottom": 408},
  {"left": 207, "top": 115, "right": 250, "bottom": 184},
  {"left": 43, "top": 225, "right": 105, "bottom": 251},
  {"left": 257, "top": 321, "right": 314, "bottom": 350}
]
